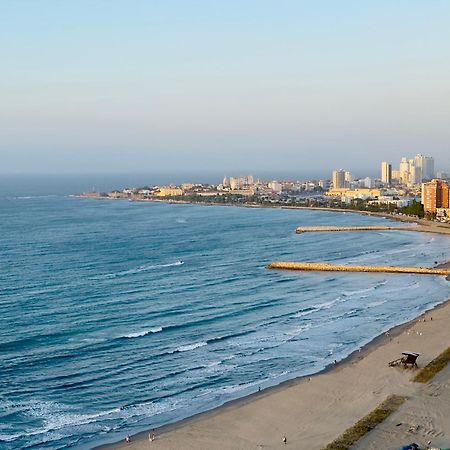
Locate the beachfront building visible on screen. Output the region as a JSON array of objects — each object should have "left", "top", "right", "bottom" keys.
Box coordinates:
[
  {"left": 332, "top": 170, "right": 346, "bottom": 189},
  {"left": 155, "top": 187, "right": 183, "bottom": 197},
  {"left": 381, "top": 161, "right": 392, "bottom": 184},
  {"left": 372, "top": 196, "right": 415, "bottom": 208},
  {"left": 421, "top": 179, "right": 449, "bottom": 213},
  {"left": 326, "top": 188, "right": 381, "bottom": 200}
]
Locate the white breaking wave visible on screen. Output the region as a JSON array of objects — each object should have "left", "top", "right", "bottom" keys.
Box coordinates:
[
  {"left": 96, "top": 261, "right": 184, "bottom": 279},
  {"left": 175, "top": 342, "right": 207, "bottom": 352},
  {"left": 0, "top": 399, "right": 121, "bottom": 442},
  {"left": 121, "top": 327, "right": 163, "bottom": 338},
  {"left": 342, "top": 280, "right": 387, "bottom": 297},
  {"left": 292, "top": 298, "right": 344, "bottom": 319},
  {"left": 14, "top": 195, "right": 58, "bottom": 200},
  {"left": 0, "top": 397, "right": 179, "bottom": 443}
]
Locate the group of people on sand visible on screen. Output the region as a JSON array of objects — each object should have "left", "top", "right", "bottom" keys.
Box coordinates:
[
  {"left": 124, "top": 429, "right": 156, "bottom": 444},
  {"left": 125, "top": 429, "right": 288, "bottom": 446}
]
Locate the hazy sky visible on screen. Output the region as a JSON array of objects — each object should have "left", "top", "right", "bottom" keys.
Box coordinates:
[{"left": 1, "top": 0, "right": 450, "bottom": 177}]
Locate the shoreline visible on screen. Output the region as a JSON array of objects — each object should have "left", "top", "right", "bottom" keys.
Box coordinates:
[
  {"left": 75, "top": 194, "right": 450, "bottom": 236},
  {"left": 98, "top": 291, "right": 450, "bottom": 450}
]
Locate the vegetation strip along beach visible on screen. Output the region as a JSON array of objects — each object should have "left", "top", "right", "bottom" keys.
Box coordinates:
[
  {"left": 412, "top": 347, "right": 450, "bottom": 383},
  {"left": 321, "top": 395, "right": 407, "bottom": 450}
]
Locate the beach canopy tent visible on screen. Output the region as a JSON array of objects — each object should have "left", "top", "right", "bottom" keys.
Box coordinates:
[{"left": 389, "top": 352, "right": 419, "bottom": 368}]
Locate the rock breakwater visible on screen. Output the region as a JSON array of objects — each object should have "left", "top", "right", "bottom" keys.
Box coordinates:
[
  {"left": 267, "top": 262, "right": 450, "bottom": 276},
  {"left": 295, "top": 226, "right": 408, "bottom": 234}
]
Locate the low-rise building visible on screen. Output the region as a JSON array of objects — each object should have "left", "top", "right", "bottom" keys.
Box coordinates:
[
  {"left": 155, "top": 187, "right": 183, "bottom": 197},
  {"left": 326, "top": 188, "right": 381, "bottom": 199},
  {"left": 268, "top": 181, "right": 282, "bottom": 194}
]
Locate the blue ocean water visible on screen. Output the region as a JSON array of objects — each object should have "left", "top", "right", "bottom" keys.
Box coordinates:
[{"left": 0, "top": 196, "right": 449, "bottom": 449}]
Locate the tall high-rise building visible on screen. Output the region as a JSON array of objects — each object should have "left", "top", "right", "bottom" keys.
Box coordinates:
[
  {"left": 344, "top": 171, "right": 354, "bottom": 184},
  {"left": 415, "top": 154, "right": 435, "bottom": 181},
  {"left": 421, "top": 179, "right": 449, "bottom": 213},
  {"left": 399, "top": 156, "right": 423, "bottom": 185},
  {"left": 399, "top": 157, "right": 410, "bottom": 184},
  {"left": 332, "top": 170, "right": 346, "bottom": 189},
  {"left": 381, "top": 161, "right": 392, "bottom": 184},
  {"left": 409, "top": 162, "right": 422, "bottom": 185}
]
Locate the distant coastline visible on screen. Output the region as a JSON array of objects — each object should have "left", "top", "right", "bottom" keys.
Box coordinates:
[{"left": 74, "top": 193, "right": 450, "bottom": 235}]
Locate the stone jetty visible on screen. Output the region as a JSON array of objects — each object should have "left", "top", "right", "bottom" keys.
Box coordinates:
[
  {"left": 267, "top": 262, "right": 450, "bottom": 276},
  {"left": 295, "top": 226, "right": 409, "bottom": 234}
]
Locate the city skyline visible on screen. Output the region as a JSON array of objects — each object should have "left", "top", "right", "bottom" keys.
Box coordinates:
[{"left": 1, "top": 1, "right": 450, "bottom": 174}]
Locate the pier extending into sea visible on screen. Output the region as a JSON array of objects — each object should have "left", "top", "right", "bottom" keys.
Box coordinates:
[{"left": 267, "top": 262, "right": 450, "bottom": 276}]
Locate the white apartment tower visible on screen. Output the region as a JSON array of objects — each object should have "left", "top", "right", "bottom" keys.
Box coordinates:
[
  {"left": 409, "top": 161, "right": 422, "bottom": 185},
  {"left": 399, "top": 157, "right": 410, "bottom": 184},
  {"left": 381, "top": 161, "right": 392, "bottom": 184},
  {"left": 399, "top": 157, "right": 421, "bottom": 185}
]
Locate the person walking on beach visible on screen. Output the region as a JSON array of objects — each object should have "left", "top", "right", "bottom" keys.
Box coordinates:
[{"left": 283, "top": 436, "right": 287, "bottom": 444}]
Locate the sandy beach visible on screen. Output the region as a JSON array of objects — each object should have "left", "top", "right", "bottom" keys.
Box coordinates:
[{"left": 100, "top": 285, "right": 450, "bottom": 450}]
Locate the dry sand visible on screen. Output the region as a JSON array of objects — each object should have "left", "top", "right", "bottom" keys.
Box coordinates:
[
  {"left": 354, "top": 362, "right": 450, "bottom": 450},
  {"left": 100, "top": 291, "right": 450, "bottom": 450}
]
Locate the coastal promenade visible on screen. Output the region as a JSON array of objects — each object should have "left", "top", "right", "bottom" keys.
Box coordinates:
[{"left": 267, "top": 261, "right": 450, "bottom": 276}]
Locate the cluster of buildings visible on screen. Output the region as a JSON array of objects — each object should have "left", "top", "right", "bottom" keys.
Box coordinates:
[
  {"left": 328, "top": 154, "right": 449, "bottom": 221},
  {"left": 95, "top": 152, "right": 449, "bottom": 222}
]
